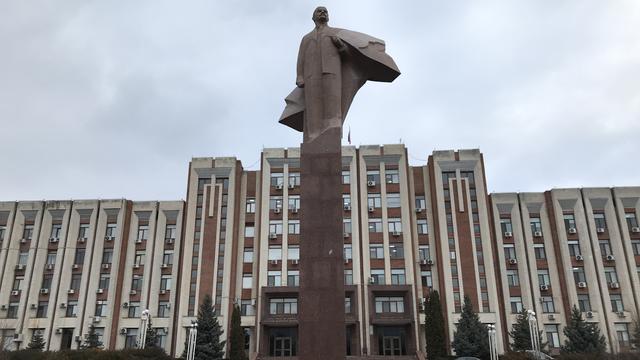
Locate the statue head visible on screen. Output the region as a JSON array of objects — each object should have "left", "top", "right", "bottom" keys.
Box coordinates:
[{"left": 312, "top": 6, "right": 329, "bottom": 25}]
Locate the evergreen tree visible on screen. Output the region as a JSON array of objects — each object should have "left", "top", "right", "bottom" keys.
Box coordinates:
[
  {"left": 632, "top": 318, "right": 640, "bottom": 350},
  {"left": 228, "top": 304, "right": 248, "bottom": 360},
  {"left": 81, "top": 324, "right": 103, "bottom": 349},
  {"left": 509, "top": 308, "right": 546, "bottom": 352},
  {"left": 144, "top": 316, "right": 160, "bottom": 350},
  {"left": 424, "top": 290, "right": 447, "bottom": 359},
  {"left": 452, "top": 296, "right": 489, "bottom": 359},
  {"left": 195, "top": 294, "right": 225, "bottom": 360},
  {"left": 561, "top": 305, "right": 606, "bottom": 354},
  {"left": 26, "top": 330, "right": 45, "bottom": 351}
]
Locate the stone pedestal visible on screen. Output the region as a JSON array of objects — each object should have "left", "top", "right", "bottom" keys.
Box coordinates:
[{"left": 298, "top": 127, "right": 346, "bottom": 359}]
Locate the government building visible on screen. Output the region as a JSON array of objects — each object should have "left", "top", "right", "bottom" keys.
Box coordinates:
[{"left": 0, "top": 145, "right": 639, "bottom": 358}]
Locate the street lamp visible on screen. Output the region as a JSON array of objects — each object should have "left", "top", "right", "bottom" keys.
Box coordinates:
[
  {"left": 527, "top": 310, "right": 541, "bottom": 359},
  {"left": 487, "top": 324, "right": 498, "bottom": 360},
  {"left": 138, "top": 309, "right": 150, "bottom": 349},
  {"left": 186, "top": 321, "right": 198, "bottom": 360}
]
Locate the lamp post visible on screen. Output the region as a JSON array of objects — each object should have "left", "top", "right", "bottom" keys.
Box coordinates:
[
  {"left": 138, "top": 309, "right": 150, "bottom": 349},
  {"left": 488, "top": 324, "right": 498, "bottom": 360},
  {"left": 527, "top": 310, "right": 541, "bottom": 359},
  {"left": 186, "top": 321, "right": 198, "bottom": 360}
]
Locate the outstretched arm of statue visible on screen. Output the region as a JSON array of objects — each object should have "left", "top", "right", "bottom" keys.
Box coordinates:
[{"left": 296, "top": 39, "right": 305, "bottom": 88}]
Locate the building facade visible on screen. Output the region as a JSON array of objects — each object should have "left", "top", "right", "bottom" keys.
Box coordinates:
[{"left": 0, "top": 145, "right": 639, "bottom": 358}]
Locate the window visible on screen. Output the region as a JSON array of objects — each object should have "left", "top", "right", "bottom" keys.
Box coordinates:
[
  {"left": 500, "top": 219, "right": 513, "bottom": 234},
  {"left": 158, "top": 301, "right": 170, "bottom": 318},
  {"left": 165, "top": 224, "right": 176, "bottom": 241},
  {"left": 343, "top": 244, "right": 352, "bottom": 260},
  {"left": 441, "top": 171, "right": 455, "bottom": 185},
  {"left": 367, "top": 194, "right": 382, "bottom": 208},
  {"left": 134, "top": 250, "right": 145, "bottom": 266},
  {"left": 287, "top": 270, "right": 299, "bottom": 287},
  {"left": 417, "top": 219, "right": 428, "bottom": 235},
  {"left": 507, "top": 269, "right": 519, "bottom": 287},
  {"left": 244, "top": 225, "right": 255, "bottom": 238},
  {"left": 388, "top": 218, "right": 402, "bottom": 233},
  {"left": 368, "top": 219, "right": 383, "bottom": 233},
  {"left": 594, "top": 213, "right": 607, "bottom": 230},
  {"left": 269, "top": 196, "right": 283, "bottom": 210},
  {"left": 268, "top": 271, "right": 281, "bottom": 287},
  {"left": 387, "top": 193, "right": 401, "bottom": 208},
  {"left": 46, "top": 251, "right": 57, "bottom": 266},
  {"left": 530, "top": 217, "right": 542, "bottom": 234},
  {"left": 155, "top": 328, "right": 167, "bottom": 348},
  {"left": 41, "top": 275, "right": 52, "bottom": 290},
  {"left": 106, "top": 223, "right": 117, "bottom": 238},
  {"left": 242, "top": 274, "right": 253, "bottom": 289},
  {"left": 534, "top": 244, "right": 546, "bottom": 260},
  {"left": 98, "top": 274, "right": 110, "bottom": 290},
  {"left": 616, "top": 323, "right": 630, "bottom": 348},
  {"left": 375, "top": 297, "right": 404, "bottom": 313},
  {"left": 418, "top": 245, "right": 430, "bottom": 261},
  {"left": 563, "top": 214, "right": 576, "bottom": 231},
  {"left": 74, "top": 248, "right": 85, "bottom": 265},
  {"left": 0, "top": 225, "right": 5, "bottom": 241},
  {"left": 385, "top": 169, "right": 399, "bottom": 184},
  {"left": 288, "top": 196, "right": 300, "bottom": 211},
  {"left": 599, "top": 240, "right": 612, "bottom": 256},
  {"left": 269, "top": 221, "right": 283, "bottom": 235},
  {"left": 102, "top": 249, "right": 113, "bottom": 264},
  {"left": 389, "top": 243, "right": 404, "bottom": 259},
  {"left": 288, "top": 245, "right": 300, "bottom": 261},
  {"left": 288, "top": 220, "right": 300, "bottom": 235},
  {"left": 270, "top": 173, "right": 284, "bottom": 187},
  {"left": 241, "top": 300, "right": 255, "bottom": 316},
  {"left": 345, "top": 297, "right": 352, "bottom": 313},
  {"left": 243, "top": 248, "right": 253, "bottom": 263},
  {"left": 545, "top": 325, "right": 560, "bottom": 348},
  {"left": 510, "top": 296, "right": 523, "bottom": 313},
  {"left": 245, "top": 198, "right": 256, "bottom": 213},
  {"left": 415, "top": 196, "right": 426, "bottom": 210},
  {"left": 391, "top": 269, "right": 405, "bottom": 285},
  {"left": 611, "top": 294, "right": 624, "bottom": 312},
  {"left": 632, "top": 241, "right": 640, "bottom": 256},
  {"left": 541, "top": 296, "right": 555, "bottom": 313},
  {"left": 366, "top": 170, "right": 380, "bottom": 184},
  {"left": 503, "top": 244, "right": 516, "bottom": 261},
  {"left": 131, "top": 276, "right": 143, "bottom": 291},
  {"left": 421, "top": 271, "right": 433, "bottom": 287},
  {"left": 288, "top": 172, "right": 300, "bottom": 187},
  {"left": 160, "top": 275, "right": 171, "bottom": 291},
  {"left": 573, "top": 267, "right": 586, "bottom": 284},
  {"left": 343, "top": 219, "right": 352, "bottom": 234},
  {"left": 128, "top": 302, "right": 140, "bottom": 318},
  {"left": 50, "top": 224, "right": 62, "bottom": 239},
  {"left": 268, "top": 246, "right": 282, "bottom": 261},
  {"left": 370, "top": 244, "right": 384, "bottom": 259},
  {"left": 344, "top": 270, "right": 353, "bottom": 285},
  {"left": 66, "top": 300, "right": 78, "bottom": 317},
  {"left": 626, "top": 212, "right": 639, "bottom": 230},
  {"left": 36, "top": 302, "right": 48, "bottom": 318},
  {"left": 137, "top": 225, "right": 148, "bottom": 241},
  {"left": 342, "top": 170, "right": 351, "bottom": 184},
  {"left": 162, "top": 251, "right": 173, "bottom": 266},
  {"left": 12, "top": 276, "right": 23, "bottom": 291},
  {"left": 269, "top": 298, "right": 297, "bottom": 314},
  {"left": 70, "top": 274, "right": 81, "bottom": 291},
  {"left": 342, "top": 194, "right": 351, "bottom": 207},
  {"left": 568, "top": 241, "right": 581, "bottom": 257},
  {"left": 370, "top": 269, "right": 385, "bottom": 285},
  {"left": 22, "top": 224, "right": 34, "bottom": 240},
  {"left": 538, "top": 270, "right": 550, "bottom": 286},
  {"left": 605, "top": 267, "right": 618, "bottom": 284},
  {"left": 18, "top": 252, "right": 28, "bottom": 265},
  {"left": 578, "top": 294, "right": 591, "bottom": 312},
  {"left": 7, "top": 302, "right": 19, "bottom": 319},
  {"left": 125, "top": 328, "right": 138, "bottom": 349}
]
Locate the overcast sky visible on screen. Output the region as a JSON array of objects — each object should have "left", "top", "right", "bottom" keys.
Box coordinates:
[{"left": 1, "top": 1, "right": 639, "bottom": 201}]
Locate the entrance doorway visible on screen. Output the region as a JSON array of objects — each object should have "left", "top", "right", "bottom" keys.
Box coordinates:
[
  {"left": 382, "top": 336, "right": 402, "bottom": 356},
  {"left": 61, "top": 329, "right": 73, "bottom": 350},
  {"left": 268, "top": 327, "right": 297, "bottom": 357}
]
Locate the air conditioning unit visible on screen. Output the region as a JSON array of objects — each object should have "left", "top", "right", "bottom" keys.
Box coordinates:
[
  {"left": 74, "top": 335, "right": 81, "bottom": 342},
  {"left": 577, "top": 282, "right": 587, "bottom": 288},
  {"left": 368, "top": 207, "right": 374, "bottom": 213},
  {"left": 161, "top": 263, "right": 169, "bottom": 269},
  {"left": 11, "top": 290, "right": 19, "bottom": 296},
  {"left": 343, "top": 232, "right": 350, "bottom": 238},
  {"left": 586, "top": 311, "right": 594, "bottom": 318},
  {"left": 575, "top": 255, "right": 584, "bottom": 261},
  {"left": 46, "top": 264, "right": 55, "bottom": 270},
  {"left": 102, "top": 263, "right": 110, "bottom": 270},
  {"left": 40, "top": 288, "right": 49, "bottom": 295},
  {"left": 49, "top": 237, "right": 59, "bottom": 243},
  {"left": 78, "top": 237, "right": 87, "bottom": 243},
  {"left": 368, "top": 277, "right": 375, "bottom": 284},
  {"left": 269, "top": 260, "right": 280, "bottom": 265},
  {"left": 275, "top": 184, "right": 284, "bottom": 190},
  {"left": 534, "top": 231, "right": 543, "bottom": 237},
  {"left": 292, "top": 259, "right": 299, "bottom": 265},
  {"left": 67, "top": 289, "right": 75, "bottom": 295},
  {"left": 105, "top": 236, "right": 114, "bottom": 241},
  {"left": 610, "top": 282, "right": 620, "bottom": 289},
  {"left": 59, "top": 303, "right": 66, "bottom": 309},
  {"left": 367, "top": 181, "right": 376, "bottom": 187},
  {"left": 13, "top": 334, "right": 23, "bottom": 342},
  {"left": 54, "top": 328, "right": 62, "bottom": 334},
  {"left": 344, "top": 259, "right": 351, "bottom": 264},
  {"left": 509, "top": 258, "right": 517, "bottom": 265},
  {"left": 632, "top": 227, "right": 640, "bottom": 233},
  {"left": 568, "top": 228, "right": 577, "bottom": 234},
  {"left": 617, "top": 311, "right": 626, "bottom": 318},
  {"left": 120, "top": 328, "right": 127, "bottom": 335},
  {"left": 343, "top": 205, "right": 351, "bottom": 211},
  {"left": 606, "top": 254, "right": 615, "bottom": 261},
  {"left": 291, "top": 208, "right": 299, "bottom": 214},
  {"left": 274, "top": 208, "right": 281, "bottom": 214},
  {"left": 72, "top": 264, "right": 80, "bottom": 270},
  {"left": 166, "top": 238, "right": 175, "bottom": 244},
  {"left": 597, "top": 228, "right": 605, "bottom": 233},
  {"left": 30, "top": 304, "right": 37, "bottom": 309},
  {"left": 0, "top": 305, "right": 6, "bottom": 310},
  {"left": 504, "top": 231, "right": 513, "bottom": 238},
  {"left": 20, "top": 238, "right": 28, "bottom": 244},
  {"left": 129, "top": 290, "right": 137, "bottom": 295},
  {"left": 160, "top": 289, "right": 167, "bottom": 295},
  {"left": 540, "top": 284, "right": 549, "bottom": 291},
  {"left": 548, "top": 314, "right": 556, "bottom": 320},
  {"left": 420, "top": 259, "right": 428, "bottom": 265},
  {"left": 96, "top": 289, "right": 104, "bottom": 294},
  {"left": 426, "top": 259, "right": 434, "bottom": 265},
  {"left": 288, "top": 183, "right": 295, "bottom": 189},
  {"left": 269, "top": 233, "right": 277, "bottom": 240},
  {"left": 415, "top": 208, "right": 423, "bottom": 213},
  {"left": 122, "top": 302, "right": 129, "bottom": 308},
  {"left": 392, "top": 231, "right": 401, "bottom": 237},
  {"left": 135, "top": 239, "right": 143, "bottom": 244},
  {"left": 15, "top": 264, "right": 25, "bottom": 270},
  {"left": 133, "top": 264, "right": 140, "bottom": 269}
]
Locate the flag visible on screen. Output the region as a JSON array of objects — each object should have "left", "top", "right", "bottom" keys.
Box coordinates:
[{"left": 348, "top": 127, "right": 351, "bottom": 144}]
